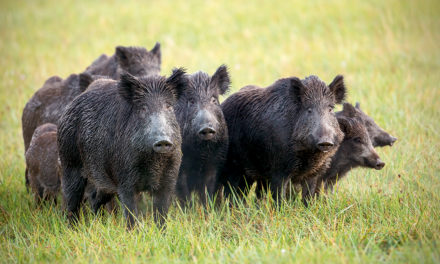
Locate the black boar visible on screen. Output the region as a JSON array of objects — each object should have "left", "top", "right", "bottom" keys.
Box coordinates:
[
  {"left": 22, "top": 44, "right": 161, "bottom": 187},
  {"left": 308, "top": 103, "right": 385, "bottom": 197},
  {"left": 175, "top": 65, "right": 230, "bottom": 205},
  {"left": 354, "top": 102, "right": 397, "bottom": 147},
  {"left": 85, "top": 43, "right": 161, "bottom": 78},
  {"left": 25, "top": 123, "right": 60, "bottom": 203},
  {"left": 219, "top": 75, "right": 346, "bottom": 202},
  {"left": 58, "top": 69, "right": 186, "bottom": 228}
]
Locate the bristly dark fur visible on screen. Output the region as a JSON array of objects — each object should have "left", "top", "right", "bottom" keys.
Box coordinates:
[
  {"left": 175, "top": 65, "right": 230, "bottom": 205},
  {"left": 218, "top": 74, "right": 346, "bottom": 203},
  {"left": 58, "top": 69, "right": 186, "bottom": 229}
]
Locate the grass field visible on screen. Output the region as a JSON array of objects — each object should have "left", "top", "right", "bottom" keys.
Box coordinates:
[{"left": 1, "top": 0, "right": 439, "bottom": 263}]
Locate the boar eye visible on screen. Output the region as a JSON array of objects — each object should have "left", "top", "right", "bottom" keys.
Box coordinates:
[
  {"left": 329, "top": 105, "right": 334, "bottom": 112},
  {"left": 307, "top": 108, "right": 312, "bottom": 113},
  {"left": 354, "top": 137, "right": 362, "bottom": 144},
  {"left": 188, "top": 99, "right": 195, "bottom": 105},
  {"left": 211, "top": 97, "right": 218, "bottom": 104}
]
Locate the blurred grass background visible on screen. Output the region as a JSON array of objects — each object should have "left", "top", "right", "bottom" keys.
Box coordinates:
[{"left": 0, "top": 0, "right": 439, "bottom": 263}]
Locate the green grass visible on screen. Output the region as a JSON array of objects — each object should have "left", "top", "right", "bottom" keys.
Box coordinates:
[{"left": 1, "top": 0, "right": 439, "bottom": 262}]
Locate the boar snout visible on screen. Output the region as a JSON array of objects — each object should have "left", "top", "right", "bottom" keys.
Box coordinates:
[
  {"left": 194, "top": 109, "right": 219, "bottom": 141},
  {"left": 153, "top": 139, "right": 174, "bottom": 154},
  {"left": 364, "top": 149, "right": 385, "bottom": 170},
  {"left": 313, "top": 120, "right": 338, "bottom": 152},
  {"left": 389, "top": 136, "right": 397, "bottom": 146},
  {"left": 375, "top": 159, "right": 385, "bottom": 170},
  {"left": 316, "top": 141, "right": 334, "bottom": 152},
  {"left": 198, "top": 127, "right": 216, "bottom": 140}
]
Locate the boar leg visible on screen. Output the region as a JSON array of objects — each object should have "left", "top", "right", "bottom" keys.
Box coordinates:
[
  {"left": 270, "top": 175, "right": 289, "bottom": 205},
  {"left": 176, "top": 172, "right": 190, "bottom": 207},
  {"left": 91, "top": 190, "right": 115, "bottom": 214},
  {"left": 34, "top": 185, "right": 45, "bottom": 204},
  {"left": 220, "top": 163, "right": 245, "bottom": 200},
  {"left": 234, "top": 175, "right": 253, "bottom": 199},
  {"left": 195, "top": 169, "right": 216, "bottom": 206},
  {"left": 25, "top": 167, "right": 30, "bottom": 190},
  {"left": 204, "top": 168, "right": 219, "bottom": 202},
  {"left": 118, "top": 189, "right": 138, "bottom": 229},
  {"left": 152, "top": 186, "right": 173, "bottom": 228},
  {"left": 255, "top": 180, "right": 267, "bottom": 199},
  {"left": 63, "top": 166, "right": 87, "bottom": 223},
  {"left": 301, "top": 177, "right": 318, "bottom": 207},
  {"left": 324, "top": 176, "right": 338, "bottom": 193}
]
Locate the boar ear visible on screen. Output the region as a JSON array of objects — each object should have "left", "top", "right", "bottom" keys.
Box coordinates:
[
  {"left": 150, "top": 42, "right": 161, "bottom": 64},
  {"left": 329, "top": 75, "right": 346, "bottom": 104},
  {"left": 211, "top": 65, "right": 231, "bottom": 95},
  {"left": 118, "top": 72, "right": 144, "bottom": 103},
  {"left": 151, "top": 42, "right": 161, "bottom": 56},
  {"left": 288, "top": 77, "right": 305, "bottom": 104},
  {"left": 338, "top": 116, "right": 352, "bottom": 134},
  {"left": 79, "top": 73, "right": 93, "bottom": 92},
  {"left": 166, "top": 68, "right": 188, "bottom": 100},
  {"left": 355, "top": 102, "right": 361, "bottom": 109},
  {"left": 79, "top": 73, "right": 94, "bottom": 92},
  {"left": 342, "top": 103, "right": 357, "bottom": 118},
  {"left": 115, "top": 46, "right": 130, "bottom": 66}
]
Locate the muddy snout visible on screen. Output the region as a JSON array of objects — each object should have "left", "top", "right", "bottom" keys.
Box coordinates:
[
  {"left": 198, "top": 127, "right": 216, "bottom": 140},
  {"left": 153, "top": 139, "right": 174, "bottom": 154}
]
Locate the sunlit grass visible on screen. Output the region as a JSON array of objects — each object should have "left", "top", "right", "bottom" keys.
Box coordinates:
[{"left": 1, "top": 0, "right": 439, "bottom": 263}]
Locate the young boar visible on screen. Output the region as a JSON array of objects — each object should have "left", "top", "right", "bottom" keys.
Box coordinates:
[
  {"left": 354, "top": 102, "right": 397, "bottom": 147},
  {"left": 175, "top": 65, "right": 230, "bottom": 205},
  {"left": 219, "top": 75, "right": 346, "bottom": 202},
  {"left": 85, "top": 43, "right": 161, "bottom": 78},
  {"left": 25, "top": 123, "right": 60, "bottom": 203},
  {"left": 22, "top": 74, "right": 85, "bottom": 153},
  {"left": 309, "top": 103, "right": 385, "bottom": 196},
  {"left": 58, "top": 69, "right": 186, "bottom": 228},
  {"left": 289, "top": 102, "right": 393, "bottom": 203}
]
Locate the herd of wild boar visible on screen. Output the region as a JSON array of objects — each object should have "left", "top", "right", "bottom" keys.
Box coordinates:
[{"left": 22, "top": 43, "right": 397, "bottom": 228}]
